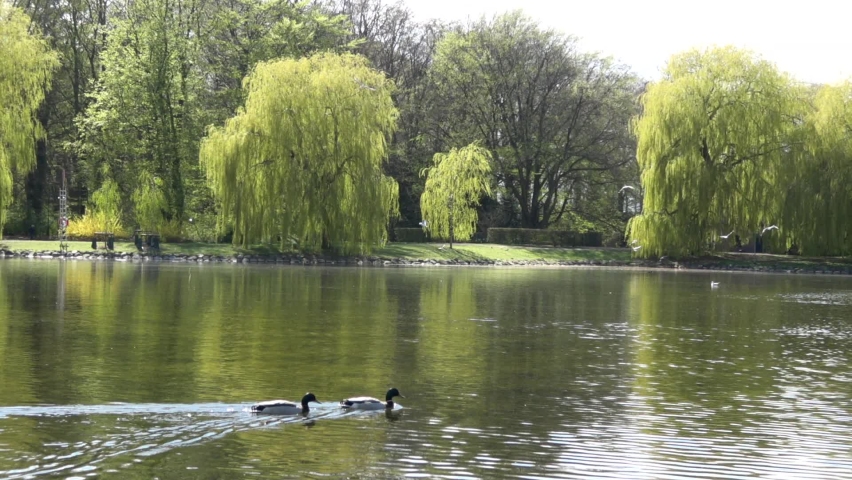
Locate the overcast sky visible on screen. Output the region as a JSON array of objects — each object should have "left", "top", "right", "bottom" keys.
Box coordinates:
[{"left": 402, "top": 0, "right": 851, "bottom": 84}]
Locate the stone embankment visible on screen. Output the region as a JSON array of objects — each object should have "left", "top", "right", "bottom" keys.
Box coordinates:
[{"left": 0, "top": 248, "right": 850, "bottom": 275}]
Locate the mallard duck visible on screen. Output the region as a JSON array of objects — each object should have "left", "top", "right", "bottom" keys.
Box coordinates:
[
  {"left": 251, "top": 392, "right": 319, "bottom": 415},
  {"left": 340, "top": 388, "right": 404, "bottom": 410}
]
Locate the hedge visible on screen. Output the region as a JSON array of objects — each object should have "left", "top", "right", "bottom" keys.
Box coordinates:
[
  {"left": 394, "top": 227, "right": 429, "bottom": 242},
  {"left": 487, "top": 228, "right": 602, "bottom": 247}
]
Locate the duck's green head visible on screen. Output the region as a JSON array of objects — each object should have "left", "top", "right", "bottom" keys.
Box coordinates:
[
  {"left": 386, "top": 388, "right": 404, "bottom": 401},
  {"left": 301, "top": 392, "right": 319, "bottom": 405}
]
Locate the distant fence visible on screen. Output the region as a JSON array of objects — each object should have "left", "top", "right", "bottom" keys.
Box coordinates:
[{"left": 487, "top": 228, "right": 602, "bottom": 247}]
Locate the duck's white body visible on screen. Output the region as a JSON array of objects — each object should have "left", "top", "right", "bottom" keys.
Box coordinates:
[
  {"left": 340, "top": 388, "right": 403, "bottom": 411},
  {"left": 339, "top": 396, "right": 389, "bottom": 410},
  {"left": 251, "top": 399, "right": 303, "bottom": 415},
  {"left": 251, "top": 392, "right": 318, "bottom": 415}
]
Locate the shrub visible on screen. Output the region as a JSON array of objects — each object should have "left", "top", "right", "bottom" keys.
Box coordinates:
[
  {"left": 487, "top": 228, "right": 602, "bottom": 247},
  {"left": 183, "top": 214, "right": 219, "bottom": 243},
  {"left": 394, "top": 227, "right": 428, "bottom": 242},
  {"left": 66, "top": 214, "right": 130, "bottom": 240}
]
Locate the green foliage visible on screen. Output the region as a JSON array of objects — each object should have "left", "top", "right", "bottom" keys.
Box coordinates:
[
  {"left": 74, "top": 0, "right": 205, "bottom": 222},
  {"left": 785, "top": 83, "right": 852, "bottom": 255},
  {"left": 627, "top": 46, "right": 805, "bottom": 257},
  {"left": 420, "top": 143, "right": 492, "bottom": 247},
  {"left": 132, "top": 173, "right": 169, "bottom": 232},
  {"left": 0, "top": 3, "right": 58, "bottom": 235},
  {"left": 183, "top": 214, "right": 219, "bottom": 243},
  {"left": 67, "top": 178, "right": 128, "bottom": 238},
  {"left": 430, "top": 12, "right": 637, "bottom": 229},
  {"left": 487, "top": 228, "right": 602, "bottom": 247},
  {"left": 201, "top": 52, "right": 400, "bottom": 254},
  {"left": 89, "top": 178, "right": 125, "bottom": 233},
  {"left": 203, "top": 0, "right": 355, "bottom": 122},
  {"left": 66, "top": 214, "right": 130, "bottom": 240}
]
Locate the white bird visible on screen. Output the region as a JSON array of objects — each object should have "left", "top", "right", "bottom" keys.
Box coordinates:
[
  {"left": 761, "top": 225, "right": 778, "bottom": 235},
  {"left": 632, "top": 245, "right": 642, "bottom": 252},
  {"left": 619, "top": 185, "right": 635, "bottom": 193},
  {"left": 711, "top": 281, "right": 720, "bottom": 288},
  {"left": 340, "top": 388, "right": 404, "bottom": 411},
  {"left": 418, "top": 220, "right": 428, "bottom": 227},
  {"left": 719, "top": 230, "right": 734, "bottom": 239},
  {"left": 251, "top": 392, "right": 319, "bottom": 415},
  {"left": 438, "top": 244, "right": 446, "bottom": 250},
  {"left": 630, "top": 239, "right": 639, "bottom": 245}
]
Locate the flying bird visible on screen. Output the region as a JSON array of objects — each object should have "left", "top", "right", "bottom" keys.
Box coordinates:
[
  {"left": 719, "top": 230, "right": 734, "bottom": 239},
  {"left": 761, "top": 225, "right": 778, "bottom": 235},
  {"left": 632, "top": 245, "right": 642, "bottom": 252},
  {"left": 711, "top": 281, "right": 720, "bottom": 288},
  {"left": 418, "top": 220, "right": 428, "bottom": 227},
  {"left": 619, "top": 185, "right": 635, "bottom": 193}
]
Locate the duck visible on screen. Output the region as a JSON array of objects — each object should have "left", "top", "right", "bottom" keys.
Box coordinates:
[
  {"left": 340, "top": 388, "right": 404, "bottom": 410},
  {"left": 251, "top": 392, "right": 319, "bottom": 415}
]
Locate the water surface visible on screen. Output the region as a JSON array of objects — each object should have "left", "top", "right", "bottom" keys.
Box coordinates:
[{"left": 1, "top": 260, "right": 851, "bottom": 478}]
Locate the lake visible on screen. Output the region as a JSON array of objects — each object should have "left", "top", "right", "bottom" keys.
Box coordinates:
[{"left": 1, "top": 260, "right": 851, "bottom": 479}]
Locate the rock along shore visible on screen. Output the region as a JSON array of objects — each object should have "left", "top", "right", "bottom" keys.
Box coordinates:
[{"left": 1, "top": 248, "right": 851, "bottom": 276}]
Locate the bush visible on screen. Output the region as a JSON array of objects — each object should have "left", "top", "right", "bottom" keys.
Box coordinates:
[
  {"left": 394, "top": 227, "right": 428, "bottom": 242},
  {"left": 66, "top": 214, "right": 130, "bottom": 240},
  {"left": 487, "top": 228, "right": 602, "bottom": 247},
  {"left": 183, "top": 214, "right": 219, "bottom": 243}
]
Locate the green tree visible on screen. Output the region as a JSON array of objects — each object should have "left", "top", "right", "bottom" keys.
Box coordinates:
[
  {"left": 328, "top": 0, "right": 451, "bottom": 227},
  {"left": 89, "top": 177, "right": 124, "bottom": 233},
  {"left": 202, "top": 0, "right": 354, "bottom": 123},
  {"left": 430, "top": 12, "right": 637, "bottom": 229},
  {"left": 420, "top": 143, "right": 492, "bottom": 248},
  {"left": 627, "top": 47, "right": 805, "bottom": 257},
  {"left": 200, "top": 52, "right": 399, "bottom": 253},
  {"left": 75, "top": 0, "right": 354, "bottom": 232},
  {"left": 784, "top": 83, "right": 852, "bottom": 255},
  {"left": 75, "top": 0, "right": 205, "bottom": 225},
  {"left": 14, "top": 0, "right": 108, "bottom": 233},
  {"left": 0, "top": 2, "right": 57, "bottom": 235},
  {"left": 132, "top": 172, "right": 170, "bottom": 232}
]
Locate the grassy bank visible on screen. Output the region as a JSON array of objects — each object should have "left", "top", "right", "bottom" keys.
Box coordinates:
[
  {"left": 0, "top": 239, "right": 632, "bottom": 262},
  {"left": 0, "top": 240, "right": 280, "bottom": 256},
  {"left": 1, "top": 239, "right": 850, "bottom": 273}
]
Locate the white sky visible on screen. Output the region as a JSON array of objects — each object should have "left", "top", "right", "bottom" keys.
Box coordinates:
[{"left": 403, "top": 0, "right": 852, "bottom": 84}]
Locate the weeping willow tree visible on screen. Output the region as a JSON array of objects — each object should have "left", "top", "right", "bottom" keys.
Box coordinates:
[
  {"left": 780, "top": 83, "right": 852, "bottom": 256},
  {"left": 420, "top": 143, "right": 492, "bottom": 248},
  {"left": 200, "top": 53, "right": 399, "bottom": 253},
  {"left": 0, "top": 3, "right": 58, "bottom": 235},
  {"left": 133, "top": 173, "right": 169, "bottom": 232},
  {"left": 627, "top": 47, "right": 805, "bottom": 257},
  {"left": 88, "top": 178, "right": 124, "bottom": 233}
]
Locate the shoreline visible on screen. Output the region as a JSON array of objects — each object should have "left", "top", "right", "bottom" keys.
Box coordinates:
[{"left": 2, "top": 248, "right": 851, "bottom": 276}]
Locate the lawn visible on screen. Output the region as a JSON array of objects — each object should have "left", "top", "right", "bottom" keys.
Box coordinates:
[
  {"left": 0, "top": 239, "right": 632, "bottom": 262},
  {"left": 375, "top": 243, "right": 632, "bottom": 262}
]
